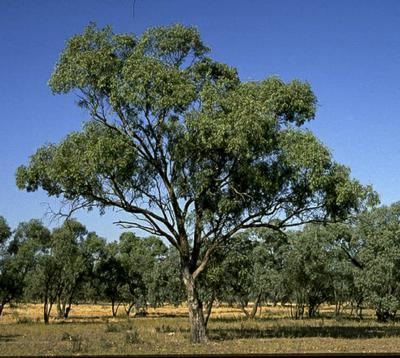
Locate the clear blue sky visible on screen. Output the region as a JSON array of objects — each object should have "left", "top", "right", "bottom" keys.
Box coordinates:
[{"left": 1, "top": 0, "right": 400, "bottom": 241}]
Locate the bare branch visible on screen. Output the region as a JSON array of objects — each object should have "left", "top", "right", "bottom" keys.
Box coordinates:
[{"left": 113, "top": 219, "right": 178, "bottom": 249}]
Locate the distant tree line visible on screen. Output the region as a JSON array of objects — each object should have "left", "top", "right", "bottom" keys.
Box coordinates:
[{"left": 1, "top": 202, "right": 400, "bottom": 324}]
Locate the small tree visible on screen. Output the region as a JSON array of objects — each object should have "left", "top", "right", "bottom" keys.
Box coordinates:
[
  {"left": 202, "top": 234, "right": 261, "bottom": 318},
  {"left": 0, "top": 217, "right": 11, "bottom": 246},
  {"left": 355, "top": 203, "right": 400, "bottom": 321},
  {"left": 250, "top": 229, "right": 288, "bottom": 308},
  {"left": 10, "top": 220, "right": 52, "bottom": 322},
  {"left": 22, "top": 219, "right": 92, "bottom": 323},
  {"left": 0, "top": 216, "right": 18, "bottom": 316},
  {"left": 16, "top": 23, "right": 373, "bottom": 342},
  {"left": 79, "top": 231, "right": 108, "bottom": 303},
  {"left": 94, "top": 242, "right": 125, "bottom": 317},
  {"left": 281, "top": 226, "right": 334, "bottom": 319},
  {"left": 118, "top": 233, "right": 152, "bottom": 315},
  {"left": 52, "top": 220, "right": 89, "bottom": 319},
  {"left": 147, "top": 246, "right": 185, "bottom": 308},
  {"left": 328, "top": 222, "right": 365, "bottom": 318}
]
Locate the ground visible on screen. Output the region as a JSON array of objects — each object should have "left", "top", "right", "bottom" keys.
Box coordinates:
[{"left": 1, "top": 303, "right": 400, "bottom": 355}]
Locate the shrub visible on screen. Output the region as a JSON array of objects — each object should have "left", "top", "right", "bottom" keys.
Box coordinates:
[
  {"left": 155, "top": 324, "right": 176, "bottom": 333},
  {"left": 105, "top": 323, "right": 121, "bottom": 333},
  {"left": 17, "top": 317, "right": 33, "bottom": 324},
  {"left": 70, "top": 334, "right": 86, "bottom": 353},
  {"left": 125, "top": 328, "right": 140, "bottom": 344},
  {"left": 100, "top": 337, "right": 113, "bottom": 349},
  {"left": 61, "top": 332, "right": 72, "bottom": 341}
]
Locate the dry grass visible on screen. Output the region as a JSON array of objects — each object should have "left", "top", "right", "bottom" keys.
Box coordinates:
[{"left": 1, "top": 303, "right": 400, "bottom": 355}]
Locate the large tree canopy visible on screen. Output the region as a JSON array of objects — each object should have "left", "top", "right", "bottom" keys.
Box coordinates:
[{"left": 16, "top": 23, "right": 374, "bottom": 342}]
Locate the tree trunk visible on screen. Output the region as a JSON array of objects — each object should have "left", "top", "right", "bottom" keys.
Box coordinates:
[
  {"left": 240, "top": 300, "right": 250, "bottom": 317},
  {"left": 0, "top": 304, "right": 4, "bottom": 316},
  {"left": 56, "top": 297, "right": 64, "bottom": 319},
  {"left": 64, "top": 299, "right": 72, "bottom": 319},
  {"left": 204, "top": 293, "right": 215, "bottom": 328},
  {"left": 56, "top": 297, "right": 72, "bottom": 319},
  {"left": 182, "top": 265, "right": 207, "bottom": 343},
  {"left": 111, "top": 300, "right": 120, "bottom": 317},
  {"left": 56, "top": 299, "right": 62, "bottom": 318},
  {"left": 125, "top": 302, "right": 135, "bottom": 317},
  {"left": 43, "top": 299, "right": 53, "bottom": 324},
  {"left": 356, "top": 299, "right": 363, "bottom": 320},
  {"left": 64, "top": 306, "right": 71, "bottom": 319},
  {"left": 335, "top": 301, "right": 341, "bottom": 317},
  {"left": 240, "top": 294, "right": 262, "bottom": 319},
  {"left": 294, "top": 303, "right": 304, "bottom": 319}
]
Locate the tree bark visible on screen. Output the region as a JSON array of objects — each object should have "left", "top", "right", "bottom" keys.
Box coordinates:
[
  {"left": 0, "top": 304, "right": 4, "bottom": 316},
  {"left": 56, "top": 297, "right": 72, "bottom": 319},
  {"left": 182, "top": 265, "right": 207, "bottom": 343},
  {"left": 43, "top": 299, "right": 53, "bottom": 324},
  {"left": 240, "top": 293, "right": 262, "bottom": 319},
  {"left": 356, "top": 299, "right": 363, "bottom": 320},
  {"left": 56, "top": 298, "right": 64, "bottom": 319},
  {"left": 204, "top": 293, "right": 215, "bottom": 328},
  {"left": 240, "top": 300, "right": 250, "bottom": 317},
  {"left": 64, "top": 305, "right": 71, "bottom": 319},
  {"left": 125, "top": 302, "right": 135, "bottom": 317},
  {"left": 111, "top": 300, "right": 120, "bottom": 317}
]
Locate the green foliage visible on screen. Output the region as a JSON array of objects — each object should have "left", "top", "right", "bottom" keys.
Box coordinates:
[
  {"left": 0, "top": 219, "right": 50, "bottom": 314},
  {"left": 15, "top": 219, "right": 105, "bottom": 322},
  {"left": 200, "top": 235, "right": 257, "bottom": 308},
  {"left": 125, "top": 328, "right": 140, "bottom": 344},
  {"left": 0, "top": 216, "right": 11, "bottom": 245},
  {"left": 118, "top": 233, "right": 156, "bottom": 313},
  {"left": 354, "top": 203, "right": 400, "bottom": 321},
  {"left": 0, "top": 253, "right": 25, "bottom": 312},
  {"left": 251, "top": 229, "right": 288, "bottom": 305},
  {"left": 105, "top": 323, "right": 122, "bottom": 333},
  {"left": 0, "top": 216, "right": 18, "bottom": 310},
  {"left": 16, "top": 23, "right": 370, "bottom": 241},
  {"left": 198, "top": 229, "right": 287, "bottom": 320},
  {"left": 93, "top": 243, "right": 125, "bottom": 315},
  {"left": 147, "top": 247, "right": 185, "bottom": 307},
  {"left": 280, "top": 226, "right": 336, "bottom": 318}
]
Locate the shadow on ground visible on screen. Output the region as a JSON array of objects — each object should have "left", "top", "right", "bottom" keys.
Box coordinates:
[
  {"left": 208, "top": 325, "right": 400, "bottom": 341},
  {"left": 0, "top": 334, "right": 21, "bottom": 342},
  {"left": 210, "top": 314, "right": 366, "bottom": 324}
]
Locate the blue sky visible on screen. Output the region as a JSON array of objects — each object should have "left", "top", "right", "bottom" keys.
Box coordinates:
[{"left": 1, "top": 0, "right": 400, "bottom": 240}]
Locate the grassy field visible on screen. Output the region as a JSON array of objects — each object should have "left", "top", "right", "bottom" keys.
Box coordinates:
[{"left": 1, "top": 303, "right": 400, "bottom": 355}]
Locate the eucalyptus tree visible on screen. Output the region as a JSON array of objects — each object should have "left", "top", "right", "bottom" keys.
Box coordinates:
[
  {"left": 354, "top": 203, "right": 400, "bottom": 321},
  {"left": 52, "top": 220, "right": 89, "bottom": 319},
  {"left": 147, "top": 246, "right": 185, "bottom": 308},
  {"left": 281, "top": 226, "right": 335, "bottom": 318},
  {"left": 16, "top": 24, "right": 373, "bottom": 342},
  {"left": 21, "top": 219, "right": 89, "bottom": 323},
  {"left": 0, "top": 217, "right": 11, "bottom": 246},
  {"left": 79, "top": 231, "right": 108, "bottom": 302},
  {"left": 202, "top": 233, "right": 261, "bottom": 319},
  {"left": 324, "top": 223, "right": 364, "bottom": 317},
  {"left": 118, "top": 233, "right": 145, "bottom": 315},
  {"left": 326, "top": 248, "right": 356, "bottom": 317},
  {"left": 28, "top": 254, "right": 60, "bottom": 323},
  {"left": 199, "top": 229, "right": 286, "bottom": 323},
  {"left": 93, "top": 242, "right": 125, "bottom": 317},
  {"left": 0, "top": 257, "right": 21, "bottom": 316},
  {"left": 118, "top": 233, "right": 160, "bottom": 315},
  {"left": 14, "top": 220, "right": 54, "bottom": 323},
  {"left": 0, "top": 216, "right": 16, "bottom": 315},
  {"left": 251, "top": 228, "right": 288, "bottom": 308}
]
